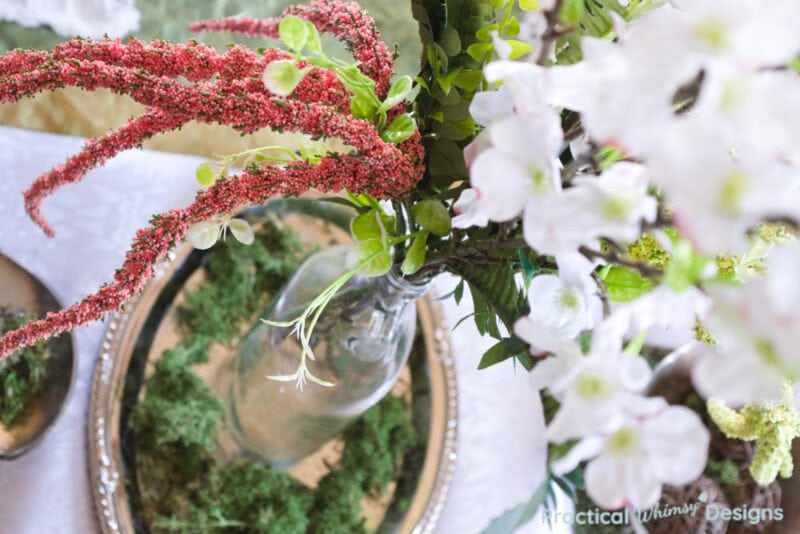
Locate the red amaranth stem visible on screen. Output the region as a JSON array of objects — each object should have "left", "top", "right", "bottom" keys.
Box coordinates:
[
  {"left": 24, "top": 108, "right": 188, "bottom": 237},
  {"left": 0, "top": 0, "right": 425, "bottom": 360},
  {"left": 191, "top": 0, "right": 394, "bottom": 98},
  {"left": 9, "top": 58, "right": 371, "bottom": 231},
  {"left": 0, "top": 146, "right": 423, "bottom": 358}
]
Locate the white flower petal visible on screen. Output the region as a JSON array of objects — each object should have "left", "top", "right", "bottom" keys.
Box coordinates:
[
  {"left": 551, "top": 436, "right": 604, "bottom": 475},
  {"left": 642, "top": 405, "right": 710, "bottom": 485},
  {"left": 586, "top": 453, "right": 662, "bottom": 510}
]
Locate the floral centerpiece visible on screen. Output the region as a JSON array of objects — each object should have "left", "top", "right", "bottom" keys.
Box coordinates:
[{"left": 2, "top": 0, "right": 800, "bottom": 530}]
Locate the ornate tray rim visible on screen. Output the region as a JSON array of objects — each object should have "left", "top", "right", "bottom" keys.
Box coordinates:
[{"left": 88, "top": 223, "right": 458, "bottom": 534}]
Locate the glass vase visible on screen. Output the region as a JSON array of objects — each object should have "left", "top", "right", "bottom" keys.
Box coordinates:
[{"left": 217, "top": 244, "right": 430, "bottom": 467}]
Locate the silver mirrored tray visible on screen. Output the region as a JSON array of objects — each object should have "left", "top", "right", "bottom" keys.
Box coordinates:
[
  {"left": 0, "top": 253, "right": 74, "bottom": 458},
  {"left": 88, "top": 200, "right": 458, "bottom": 533}
]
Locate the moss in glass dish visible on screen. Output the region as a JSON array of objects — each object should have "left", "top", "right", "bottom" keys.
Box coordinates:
[{"left": 0, "top": 309, "right": 51, "bottom": 426}]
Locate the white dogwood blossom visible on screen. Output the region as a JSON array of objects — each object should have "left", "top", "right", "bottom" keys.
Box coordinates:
[
  {"left": 694, "top": 243, "right": 800, "bottom": 404},
  {"left": 553, "top": 399, "right": 709, "bottom": 509}
]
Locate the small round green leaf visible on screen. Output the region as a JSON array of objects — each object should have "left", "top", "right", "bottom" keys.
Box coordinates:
[
  {"left": 186, "top": 221, "right": 220, "bottom": 250},
  {"left": 380, "top": 113, "right": 416, "bottom": 144},
  {"left": 262, "top": 59, "right": 308, "bottom": 96},
  {"left": 279, "top": 15, "right": 309, "bottom": 52},
  {"left": 304, "top": 20, "right": 322, "bottom": 55},
  {"left": 195, "top": 163, "right": 216, "bottom": 187},
  {"left": 228, "top": 218, "right": 255, "bottom": 245},
  {"left": 356, "top": 239, "right": 393, "bottom": 277},
  {"left": 507, "top": 40, "right": 534, "bottom": 60},
  {"left": 440, "top": 26, "right": 462, "bottom": 56},
  {"left": 350, "top": 210, "right": 384, "bottom": 242},
  {"left": 519, "top": 0, "right": 540, "bottom": 11}
]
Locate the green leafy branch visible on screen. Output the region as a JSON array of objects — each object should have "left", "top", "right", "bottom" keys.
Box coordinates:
[{"left": 267, "top": 15, "right": 419, "bottom": 143}]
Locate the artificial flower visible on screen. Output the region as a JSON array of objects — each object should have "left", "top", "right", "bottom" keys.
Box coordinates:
[{"left": 553, "top": 399, "right": 709, "bottom": 510}]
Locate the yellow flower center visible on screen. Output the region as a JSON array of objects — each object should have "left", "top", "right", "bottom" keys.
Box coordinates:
[
  {"left": 575, "top": 373, "right": 613, "bottom": 400},
  {"left": 602, "top": 195, "right": 635, "bottom": 222},
  {"left": 608, "top": 427, "right": 639, "bottom": 458},
  {"left": 693, "top": 18, "right": 728, "bottom": 50},
  {"left": 556, "top": 288, "right": 579, "bottom": 315},
  {"left": 718, "top": 171, "right": 747, "bottom": 215},
  {"left": 528, "top": 167, "right": 550, "bottom": 196}
]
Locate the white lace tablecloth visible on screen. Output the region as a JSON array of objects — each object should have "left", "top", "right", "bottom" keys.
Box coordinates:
[
  {"left": 0, "top": 125, "right": 548, "bottom": 533},
  {"left": 0, "top": 0, "right": 139, "bottom": 38}
]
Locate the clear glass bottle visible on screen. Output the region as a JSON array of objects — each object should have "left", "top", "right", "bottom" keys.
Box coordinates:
[{"left": 217, "top": 244, "right": 430, "bottom": 467}]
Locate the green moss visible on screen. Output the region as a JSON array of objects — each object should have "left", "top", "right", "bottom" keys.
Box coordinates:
[
  {"left": 130, "top": 221, "right": 418, "bottom": 532},
  {"left": 706, "top": 458, "right": 740, "bottom": 486},
  {"left": 0, "top": 309, "right": 51, "bottom": 426},
  {"left": 179, "top": 225, "right": 306, "bottom": 346}
]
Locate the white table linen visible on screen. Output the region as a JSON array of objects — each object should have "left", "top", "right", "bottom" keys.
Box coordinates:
[{"left": 0, "top": 0, "right": 139, "bottom": 39}]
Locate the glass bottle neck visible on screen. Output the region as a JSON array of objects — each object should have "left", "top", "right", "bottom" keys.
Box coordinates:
[{"left": 378, "top": 267, "right": 431, "bottom": 303}]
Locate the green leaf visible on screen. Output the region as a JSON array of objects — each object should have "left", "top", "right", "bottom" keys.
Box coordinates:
[
  {"left": 478, "top": 337, "right": 528, "bottom": 370},
  {"left": 432, "top": 120, "right": 469, "bottom": 141},
  {"left": 469, "top": 284, "right": 501, "bottom": 338},
  {"left": 303, "top": 20, "right": 322, "bottom": 55},
  {"left": 519, "top": 0, "right": 540, "bottom": 11},
  {"left": 517, "top": 248, "right": 539, "bottom": 282},
  {"left": 401, "top": 233, "right": 428, "bottom": 275},
  {"left": 664, "top": 240, "right": 710, "bottom": 292},
  {"left": 491, "top": 0, "right": 508, "bottom": 8},
  {"left": 467, "top": 42, "right": 493, "bottom": 62},
  {"left": 262, "top": 60, "right": 309, "bottom": 97},
  {"left": 454, "top": 279, "right": 464, "bottom": 304},
  {"left": 507, "top": 39, "right": 534, "bottom": 60},
  {"left": 596, "top": 144, "right": 627, "bottom": 170},
  {"left": 314, "top": 195, "right": 359, "bottom": 210},
  {"left": 452, "top": 70, "right": 484, "bottom": 91},
  {"left": 356, "top": 239, "right": 393, "bottom": 277},
  {"left": 599, "top": 265, "right": 653, "bottom": 302},
  {"left": 446, "top": 261, "right": 527, "bottom": 333},
  {"left": 380, "top": 76, "right": 416, "bottom": 112},
  {"left": 350, "top": 93, "right": 378, "bottom": 120},
  {"left": 624, "top": 330, "right": 648, "bottom": 356},
  {"left": 278, "top": 15, "right": 309, "bottom": 52},
  {"left": 506, "top": 16, "right": 521, "bottom": 37},
  {"left": 412, "top": 200, "right": 451, "bottom": 236},
  {"left": 195, "top": 163, "right": 216, "bottom": 187},
  {"left": 427, "top": 139, "right": 468, "bottom": 186},
  {"left": 381, "top": 113, "right": 416, "bottom": 144},
  {"left": 334, "top": 65, "right": 378, "bottom": 103},
  {"left": 440, "top": 26, "right": 462, "bottom": 56},
  {"left": 476, "top": 23, "right": 500, "bottom": 42},
  {"left": 480, "top": 480, "right": 549, "bottom": 534},
  {"left": 350, "top": 210, "right": 384, "bottom": 242},
  {"left": 560, "top": 0, "right": 586, "bottom": 23}
]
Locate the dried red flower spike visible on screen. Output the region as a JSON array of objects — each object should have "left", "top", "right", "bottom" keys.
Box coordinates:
[{"left": 0, "top": 0, "right": 424, "bottom": 359}]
